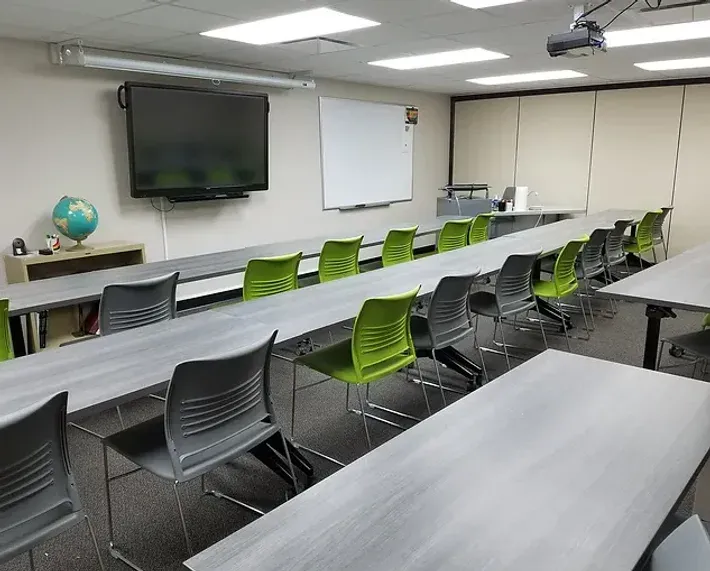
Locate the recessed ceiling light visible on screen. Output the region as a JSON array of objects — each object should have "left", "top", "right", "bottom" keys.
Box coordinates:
[
  {"left": 369, "top": 48, "right": 509, "bottom": 70},
  {"left": 635, "top": 56, "right": 710, "bottom": 71},
  {"left": 467, "top": 70, "right": 587, "bottom": 85},
  {"left": 451, "top": 0, "right": 527, "bottom": 8},
  {"left": 606, "top": 20, "right": 710, "bottom": 48},
  {"left": 201, "top": 8, "right": 380, "bottom": 45}
]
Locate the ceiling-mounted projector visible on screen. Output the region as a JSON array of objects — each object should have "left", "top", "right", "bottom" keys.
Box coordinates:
[{"left": 547, "top": 20, "right": 606, "bottom": 58}]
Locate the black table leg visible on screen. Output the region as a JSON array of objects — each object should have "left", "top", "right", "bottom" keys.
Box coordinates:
[
  {"left": 9, "top": 316, "right": 26, "bottom": 357},
  {"left": 252, "top": 433, "right": 316, "bottom": 490},
  {"left": 537, "top": 297, "right": 573, "bottom": 330},
  {"left": 643, "top": 305, "right": 676, "bottom": 370}
]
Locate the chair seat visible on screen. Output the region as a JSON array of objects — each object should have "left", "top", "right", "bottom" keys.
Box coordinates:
[
  {"left": 104, "top": 415, "right": 279, "bottom": 482},
  {"left": 624, "top": 240, "right": 650, "bottom": 254},
  {"left": 468, "top": 291, "right": 500, "bottom": 318},
  {"left": 663, "top": 329, "right": 710, "bottom": 360},
  {"left": 533, "top": 279, "right": 579, "bottom": 298},
  {"left": 410, "top": 315, "right": 433, "bottom": 350}
]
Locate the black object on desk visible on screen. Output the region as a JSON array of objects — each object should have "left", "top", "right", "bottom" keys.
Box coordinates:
[{"left": 12, "top": 238, "right": 27, "bottom": 256}]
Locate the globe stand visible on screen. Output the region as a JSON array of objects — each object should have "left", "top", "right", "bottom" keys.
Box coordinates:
[{"left": 66, "top": 240, "right": 93, "bottom": 252}]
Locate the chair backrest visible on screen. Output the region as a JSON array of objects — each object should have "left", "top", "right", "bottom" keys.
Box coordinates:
[
  {"left": 636, "top": 210, "right": 663, "bottom": 252},
  {"left": 352, "top": 286, "right": 420, "bottom": 383},
  {"left": 0, "top": 299, "right": 13, "bottom": 362},
  {"left": 0, "top": 392, "right": 82, "bottom": 564},
  {"left": 99, "top": 272, "right": 179, "bottom": 335},
  {"left": 652, "top": 206, "right": 673, "bottom": 243},
  {"left": 426, "top": 272, "right": 479, "bottom": 349},
  {"left": 553, "top": 236, "right": 590, "bottom": 297},
  {"left": 650, "top": 515, "right": 710, "bottom": 571},
  {"left": 605, "top": 218, "right": 634, "bottom": 265},
  {"left": 382, "top": 226, "right": 417, "bottom": 267},
  {"left": 495, "top": 252, "right": 541, "bottom": 315},
  {"left": 469, "top": 213, "right": 494, "bottom": 245},
  {"left": 579, "top": 227, "right": 613, "bottom": 279},
  {"left": 164, "top": 331, "right": 278, "bottom": 480},
  {"left": 243, "top": 252, "right": 302, "bottom": 301},
  {"left": 318, "top": 236, "right": 363, "bottom": 283},
  {"left": 437, "top": 219, "right": 472, "bottom": 254}
]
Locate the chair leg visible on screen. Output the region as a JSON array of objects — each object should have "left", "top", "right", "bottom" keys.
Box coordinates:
[
  {"left": 624, "top": 257, "right": 632, "bottom": 277},
  {"left": 279, "top": 431, "right": 300, "bottom": 495},
  {"left": 657, "top": 340, "right": 666, "bottom": 371},
  {"left": 584, "top": 279, "right": 596, "bottom": 331},
  {"left": 577, "top": 293, "right": 591, "bottom": 341},
  {"left": 473, "top": 317, "right": 489, "bottom": 384},
  {"left": 431, "top": 351, "right": 447, "bottom": 407},
  {"left": 116, "top": 406, "right": 126, "bottom": 430},
  {"left": 354, "top": 385, "right": 372, "bottom": 450},
  {"left": 28, "top": 550, "right": 35, "bottom": 571},
  {"left": 662, "top": 236, "right": 668, "bottom": 260},
  {"left": 558, "top": 298, "right": 572, "bottom": 352},
  {"left": 498, "top": 319, "right": 512, "bottom": 371},
  {"left": 652, "top": 248, "right": 658, "bottom": 264},
  {"left": 290, "top": 361, "right": 298, "bottom": 437},
  {"left": 415, "top": 359, "right": 433, "bottom": 415},
  {"left": 85, "top": 515, "right": 107, "bottom": 571},
  {"left": 102, "top": 443, "right": 116, "bottom": 549},
  {"left": 534, "top": 299, "right": 549, "bottom": 350},
  {"left": 172, "top": 483, "right": 193, "bottom": 556}
]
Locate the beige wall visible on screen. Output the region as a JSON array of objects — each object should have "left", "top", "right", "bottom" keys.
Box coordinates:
[
  {"left": 0, "top": 38, "right": 450, "bottom": 295},
  {"left": 452, "top": 85, "right": 704, "bottom": 255}
]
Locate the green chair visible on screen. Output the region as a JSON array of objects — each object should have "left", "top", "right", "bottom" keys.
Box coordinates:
[
  {"left": 533, "top": 236, "right": 590, "bottom": 351},
  {"left": 0, "top": 299, "right": 14, "bottom": 362},
  {"left": 624, "top": 210, "right": 662, "bottom": 263},
  {"left": 293, "top": 286, "right": 427, "bottom": 459},
  {"left": 318, "top": 236, "right": 363, "bottom": 283},
  {"left": 382, "top": 226, "right": 417, "bottom": 267},
  {"left": 243, "top": 252, "right": 302, "bottom": 301},
  {"left": 704, "top": 315, "right": 710, "bottom": 329},
  {"left": 437, "top": 219, "right": 472, "bottom": 254},
  {"left": 468, "top": 212, "right": 495, "bottom": 245}
]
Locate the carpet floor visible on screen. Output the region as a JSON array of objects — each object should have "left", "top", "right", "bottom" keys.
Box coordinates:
[{"left": 2, "top": 288, "right": 709, "bottom": 571}]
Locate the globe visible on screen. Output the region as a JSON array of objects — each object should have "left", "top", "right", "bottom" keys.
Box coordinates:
[{"left": 52, "top": 196, "right": 99, "bottom": 251}]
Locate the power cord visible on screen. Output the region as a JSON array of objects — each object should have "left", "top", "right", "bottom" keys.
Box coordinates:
[{"left": 150, "top": 197, "right": 175, "bottom": 213}]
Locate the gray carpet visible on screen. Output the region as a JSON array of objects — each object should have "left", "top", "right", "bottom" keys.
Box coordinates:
[{"left": 1, "top": 289, "right": 707, "bottom": 571}]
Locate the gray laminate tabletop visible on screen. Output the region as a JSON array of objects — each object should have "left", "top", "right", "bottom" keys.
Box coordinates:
[
  {"left": 491, "top": 206, "right": 587, "bottom": 218},
  {"left": 598, "top": 240, "right": 710, "bottom": 313},
  {"left": 0, "top": 217, "right": 458, "bottom": 317},
  {"left": 184, "top": 350, "right": 710, "bottom": 571}
]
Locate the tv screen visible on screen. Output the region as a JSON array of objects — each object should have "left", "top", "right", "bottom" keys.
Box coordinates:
[{"left": 124, "top": 83, "right": 269, "bottom": 200}]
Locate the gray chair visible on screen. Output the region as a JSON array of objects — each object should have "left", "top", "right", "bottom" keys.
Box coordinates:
[
  {"left": 99, "top": 272, "right": 179, "bottom": 334},
  {"left": 410, "top": 271, "right": 483, "bottom": 402},
  {"left": 469, "top": 252, "right": 548, "bottom": 371},
  {"left": 71, "top": 272, "right": 180, "bottom": 439},
  {"left": 0, "top": 392, "right": 105, "bottom": 570},
  {"left": 650, "top": 515, "right": 710, "bottom": 570},
  {"left": 657, "top": 324, "right": 710, "bottom": 377},
  {"left": 652, "top": 206, "right": 674, "bottom": 260},
  {"left": 101, "top": 330, "right": 296, "bottom": 567},
  {"left": 576, "top": 226, "right": 614, "bottom": 330},
  {"left": 605, "top": 218, "right": 634, "bottom": 279}
]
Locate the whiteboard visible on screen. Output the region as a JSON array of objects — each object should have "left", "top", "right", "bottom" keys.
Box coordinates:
[{"left": 319, "top": 97, "right": 414, "bottom": 210}]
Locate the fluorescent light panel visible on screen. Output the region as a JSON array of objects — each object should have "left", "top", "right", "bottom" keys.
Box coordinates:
[
  {"left": 201, "top": 8, "right": 380, "bottom": 45},
  {"left": 369, "top": 48, "right": 508, "bottom": 70},
  {"left": 635, "top": 56, "right": 710, "bottom": 71},
  {"left": 468, "top": 70, "right": 587, "bottom": 85},
  {"left": 606, "top": 20, "right": 710, "bottom": 48},
  {"left": 451, "top": 0, "right": 527, "bottom": 9}
]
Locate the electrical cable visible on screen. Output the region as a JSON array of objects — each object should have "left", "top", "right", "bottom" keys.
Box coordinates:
[
  {"left": 575, "top": 0, "right": 613, "bottom": 22},
  {"left": 150, "top": 197, "right": 175, "bottom": 213},
  {"left": 603, "top": 0, "right": 641, "bottom": 29}
]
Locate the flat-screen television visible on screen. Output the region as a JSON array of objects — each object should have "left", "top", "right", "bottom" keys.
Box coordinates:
[{"left": 123, "top": 82, "right": 269, "bottom": 201}]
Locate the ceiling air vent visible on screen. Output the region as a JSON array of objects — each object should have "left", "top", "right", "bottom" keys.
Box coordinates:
[{"left": 279, "top": 37, "right": 359, "bottom": 55}]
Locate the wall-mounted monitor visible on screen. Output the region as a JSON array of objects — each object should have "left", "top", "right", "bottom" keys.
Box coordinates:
[{"left": 123, "top": 82, "right": 269, "bottom": 201}]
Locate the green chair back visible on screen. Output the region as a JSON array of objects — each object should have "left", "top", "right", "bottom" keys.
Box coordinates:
[
  {"left": 382, "top": 226, "right": 417, "bottom": 267},
  {"left": 437, "top": 219, "right": 472, "bottom": 254},
  {"left": 704, "top": 314, "right": 710, "bottom": 329},
  {"left": 552, "top": 236, "right": 590, "bottom": 297},
  {"left": 351, "top": 286, "right": 420, "bottom": 383},
  {"left": 636, "top": 210, "right": 663, "bottom": 252},
  {"left": 319, "top": 236, "right": 363, "bottom": 283},
  {"left": 243, "top": 252, "right": 302, "bottom": 301},
  {"left": 469, "top": 213, "right": 494, "bottom": 245},
  {"left": 0, "top": 299, "right": 13, "bottom": 362}
]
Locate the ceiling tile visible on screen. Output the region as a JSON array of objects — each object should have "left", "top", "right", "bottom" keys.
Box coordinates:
[
  {"left": 0, "top": 0, "right": 157, "bottom": 19},
  {"left": 172, "top": 0, "right": 330, "bottom": 21},
  {"left": 401, "top": 9, "right": 507, "bottom": 36},
  {"left": 134, "top": 33, "right": 243, "bottom": 56},
  {"left": 117, "top": 4, "right": 239, "bottom": 33},
  {"left": 68, "top": 20, "right": 183, "bottom": 45},
  {"left": 335, "top": 0, "right": 461, "bottom": 23},
  {"left": 0, "top": 2, "right": 102, "bottom": 31},
  {"left": 329, "top": 23, "right": 433, "bottom": 47},
  {"left": 0, "top": 22, "right": 73, "bottom": 43}
]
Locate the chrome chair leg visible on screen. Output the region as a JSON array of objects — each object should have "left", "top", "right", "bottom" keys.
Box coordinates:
[
  {"left": 577, "top": 294, "right": 591, "bottom": 341},
  {"left": 355, "top": 385, "right": 372, "bottom": 451},
  {"left": 497, "top": 318, "right": 512, "bottom": 371},
  {"left": 534, "top": 299, "right": 549, "bottom": 350},
  {"left": 473, "top": 317, "right": 490, "bottom": 384},
  {"left": 290, "top": 361, "right": 298, "bottom": 437},
  {"left": 278, "top": 431, "right": 300, "bottom": 494},
  {"left": 29, "top": 550, "right": 35, "bottom": 571},
  {"left": 657, "top": 340, "right": 666, "bottom": 371},
  {"left": 558, "top": 299, "right": 572, "bottom": 352},
  {"left": 116, "top": 406, "right": 126, "bottom": 430},
  {"left": 624, "top": 257, "right": 632, "bottom": 277},
  {"left": 652, "top": 248, "right": 658, "bottom": 264},
  {"left": 584, "top": 279, "right": 596, "bottom": 331},
  {"left": 415, "top": 359, "right": 433, "bottom": 415},
  {"left": 172, "top": 483, "right": 193, "bottom": 556},
  {"left": 431, "top": 351, "right": 447, "bottom": 406},
  {"left": 85, "top": 515, "right": 107, "bottom": 571}
]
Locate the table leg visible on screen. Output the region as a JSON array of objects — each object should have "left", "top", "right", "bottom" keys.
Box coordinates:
[
  {"left": 643, "top": 305, "right": 676, "bottom": 370},
  {"left": 24, "top": 314, "right": 35, "bottom": 354},
  {"left": 9, "top": 316, "right": 26, "bottom": 357}
]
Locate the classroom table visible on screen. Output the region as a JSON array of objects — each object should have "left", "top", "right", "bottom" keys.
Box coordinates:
[
  {"left": 598, "top": 241, "right": 710, "bottom": 369},
  {"left": 184, "top": 350, "right": 710, "bottom": 571}
]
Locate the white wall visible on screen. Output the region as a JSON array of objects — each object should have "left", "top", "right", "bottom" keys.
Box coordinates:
[
  {"left": 452, "top": 85, "right": 704, "bottom": 255},
  {"left": 0, "top": 38, "right": 450, "bottom": 295}
]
